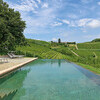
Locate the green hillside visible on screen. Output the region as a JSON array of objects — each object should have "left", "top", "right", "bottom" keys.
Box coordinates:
[
  {"left": 92, "top": 38, "right": 100, "bottom": 42},
  {"left": 77, "top": 42, "right": 100, "bottom": 49},
  {"left": 7, "top": 38, "right": 100, "bottom": 74},
  {"left": 16, "top": 39, "right": 69, "bottom": 59},
  {"left": 77, "top": 38, "right": 100, "bottom": 49},
  {"left": 52, "top": 40, "right": 100, "bottom": 73}
]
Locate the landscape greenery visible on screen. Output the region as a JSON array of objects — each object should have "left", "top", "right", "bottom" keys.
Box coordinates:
[
  {"left": 1, "top": 0, "right": 100, "bottom": 74},
  {"left": 0, "top": 0, "right": 26, "bottom": 54},
  {"left": 15, "top": 38, "right": 100, "bottom": 74}
]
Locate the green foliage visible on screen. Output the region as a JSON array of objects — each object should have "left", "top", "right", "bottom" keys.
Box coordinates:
[
  {"left": 51, "top": 41, "right": 100, "bottom": 70},
  {"left": 77, "top": 42, "right": 100, "bottom": 49},
  {"left": 72, "top": 49, "right": 100, "bottom": 68},
  {"left": 51, "top": 42, "right": 67, "bottom": 47},
  {"left": 26, "top": 39, "right": 51, "bottom": 48},
  {"left": 92, "top": 38, "right": 100, "bottom": 42},
  {"left": 51, "top": 42, "right": 59, "bottom": 47},
  {"left": 58, "top": 38, "right": 61, "bottom": 43},
  {"left": 67, "top": 42, "right": 76, "bottom": 44},
  {"left": 15, "top": 38, "right": 100, "bottom": 73},
  {"left": 16, "top": 39, "right": 78, "bottom": 62},
  {"left": 16, "top": 39, "right": 68, "bottom": 59},
  {"left": 0, "top": 0, "right": 26, "bottom": 54}
]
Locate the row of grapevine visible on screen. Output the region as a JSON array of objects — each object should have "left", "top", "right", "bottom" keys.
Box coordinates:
[
  {"left": 16, "top": 40, "right": 68, "bottom": 59},
  {"left": 77, "top": 42, "right": 100, "bottom": 49}
]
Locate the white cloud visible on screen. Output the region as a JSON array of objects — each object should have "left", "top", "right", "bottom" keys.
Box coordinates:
[
  {"left": 21, "top": 9, "right": 56, "bottom": 30},
  {"left": 51, "top": 22, "right": 63, "bottom": 27},
  {"left": 57, "top": 18, "right": 70, "bottom": 25},
  {"left": 67, "top": 14, "right": 78, "bottom": 19},
  {"left": 84, "top": 34, "right": 100, "bottom": 39},
  {"left": 7, "top": 0, "right": 57, "bottom": 29},
  {"left": 42, "top": 3, "right": 48, "bottom": 8},
  {"left": 61, "top": 32, "right": 68, "bottom": 38},
  {"left": 52, "top": 38, "right": 57, "bottom": 41},
  {"left": 52, "top": 18, "right": 100, "bottom": 28},
  {"left": 21, "top": 0, "right": 38, "bottom": 8},
  {"left": 4, "top": 0, "right": 59, "bottom": 35},
  {"left": 37, "top": 0, "right": 41, "bottom": 4},
  {"left": 98, "top": 2, "right": 100, "bottom": 5},
  {"left": 59, "top": 31, "right": 73, "bottom": 42},
  {"left": 30, "top": 0, "right": 39, "bottom": 8},
  {"left": 78, "top": 18, "right": 92, "bottom": 27},
  {"left": 87, "top": 20, "right": 100, "bottom": 28},
  {"left": 9, "top": 0, "right": 39, "bottom": 13},
  {"left": 68, "top": 18, "right": 100, "bottom": 28},
  {"left": 62, "top": 20, "right": 70, "bottom": 24},
  {"left": 12, "top": 4, "right": 37, "bottom": 13}
]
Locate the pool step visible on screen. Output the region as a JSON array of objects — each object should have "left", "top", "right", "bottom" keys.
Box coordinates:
[{"left": 0, "top": 89, "right": 17, "bottom": 99}]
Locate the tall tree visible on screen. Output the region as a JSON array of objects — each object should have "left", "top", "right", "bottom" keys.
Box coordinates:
[
  {"left": 58, "top": 38, "right": 61, "bottom": 43},
  {"left": 0, "top": 0, "right": 26, "bottom": 53}
]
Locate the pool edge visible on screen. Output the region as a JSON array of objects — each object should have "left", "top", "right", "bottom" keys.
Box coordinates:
[{"left": 0, "top": 58, "right": 38, "bottom": 78}]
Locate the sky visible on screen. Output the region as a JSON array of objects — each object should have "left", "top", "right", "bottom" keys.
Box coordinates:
[{"left": 3, "top": 0, "right": 100, "bottom": 42}]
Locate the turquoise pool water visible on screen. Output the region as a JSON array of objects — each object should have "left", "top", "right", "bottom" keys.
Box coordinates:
[{"left": 0, "top": 59, "right": 100, "bottom": 100}]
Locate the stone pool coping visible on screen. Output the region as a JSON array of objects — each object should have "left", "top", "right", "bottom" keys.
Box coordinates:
[{"left": 0, "top": 58, "right": 38, "bottom": 77}]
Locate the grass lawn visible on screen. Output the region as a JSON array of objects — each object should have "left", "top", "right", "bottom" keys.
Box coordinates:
[{"left": 76, "top": 63, "right": 100, "bottom": 75}]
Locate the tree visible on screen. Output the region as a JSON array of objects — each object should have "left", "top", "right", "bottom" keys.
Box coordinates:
[
  {"left": 58, "top": 38, "right": 61, "bottom": 43},
  {"left": 0, "top": 0, "right": 26, "bottom": 53}
]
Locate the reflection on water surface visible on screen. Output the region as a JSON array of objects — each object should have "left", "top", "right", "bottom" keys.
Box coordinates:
[{"left": 0, "top": 59, "right": 100, "bottom": 100}]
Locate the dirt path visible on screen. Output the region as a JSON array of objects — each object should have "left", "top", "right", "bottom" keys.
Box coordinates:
[
  {"left": 93, "top": 52, "right": 98, "bottom": 59},
  {"left": 70, "top": 50, "right": 80, "bottom": 57},
  {"left": 75, "top": 44, "right": 79, "bottom": 50}
]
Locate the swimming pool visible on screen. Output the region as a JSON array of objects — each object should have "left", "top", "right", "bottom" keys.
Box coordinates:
[{"left": 0, "top": 59, "right": 100, "bottom": 100}]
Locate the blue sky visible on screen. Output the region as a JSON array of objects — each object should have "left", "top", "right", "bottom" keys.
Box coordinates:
[{"left": 4, "top": 0, "right": 100, "bottom": 42}]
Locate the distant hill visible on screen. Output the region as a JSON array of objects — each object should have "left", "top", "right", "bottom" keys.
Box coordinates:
[
  {"left": 77, "top": 42, "right": 100, "bottom": 49},
  {"left": 77, "top": 38, "right": 100, "bottom": 49},
  {"left": 16, "top": 39, "right": 69, "bottom": 59},
  {"left": 10, "top": 38, "right": 100, "bottom": 73},
  {"left": 91, "top": 38, "right": 100, "bottom": 42}
]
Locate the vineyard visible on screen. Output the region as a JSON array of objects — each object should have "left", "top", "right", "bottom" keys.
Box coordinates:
[
  {"left": 15, "top": 38, "right": 100, "bottom": 74},
  {"left": 16, "top": 39, "right": 68, "bottom": 59},
  {"left": 26, "top": 39, "right": 51, "bottom": 48},
  {"left": 77, "top": 42, "right": 100, "bottom": 49}
]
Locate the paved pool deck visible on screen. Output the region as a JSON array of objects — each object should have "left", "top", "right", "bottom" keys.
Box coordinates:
[{"left": 0, "top": 57, "right": 38, "bottom": 77}]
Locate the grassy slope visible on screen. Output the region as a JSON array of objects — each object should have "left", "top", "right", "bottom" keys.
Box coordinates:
[
  {"left": 16, "top": 39, "right": 69, "bottom": 59},
  {"left": 77, "top": 42, "right": 100, "bottom": 49},
  {"left": 16, "top": 39, "right": 100, "bottom": 74},
  {"left": 76, "top": 63, "right": 100, "bottom": 74},
  {"left": 73, "top": 42, "right": 100, "bottom": 74},
  {"left": 52, "top": 41, "right": 100, "bottom": 74}
]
